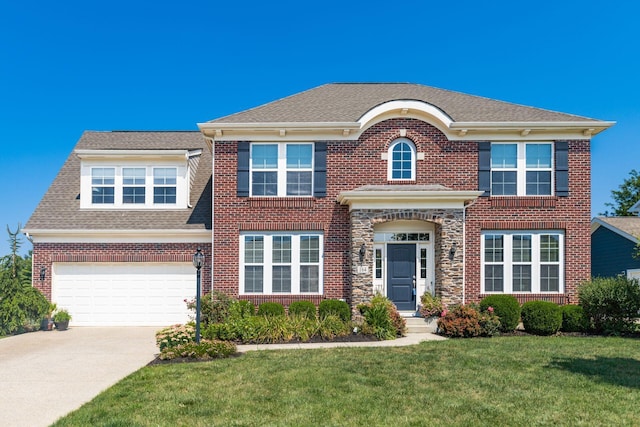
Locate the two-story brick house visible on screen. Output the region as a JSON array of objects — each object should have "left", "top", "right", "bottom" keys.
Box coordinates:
[{"left": 26, "top": 83, "right": 613, "bottom": 325}]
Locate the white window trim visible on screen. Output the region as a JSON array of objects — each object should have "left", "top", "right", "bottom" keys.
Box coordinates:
[
  {"left": 481, "top": 230, "right": 564, "bottom": 294},
  {"left": 249, "top": 143, "right": 314, "bottom": 197},
  {"left": 491, "top": 142, "right": 554, "bottom": 196},
  {"left": 239, "top": 232, "right": 324, "bottom": 295},
  {"left": 80, "top": 162, "right": 188, "bottom": 209},
  {"left": 387, "top": 138, "right": 416, "bottom": 181}
]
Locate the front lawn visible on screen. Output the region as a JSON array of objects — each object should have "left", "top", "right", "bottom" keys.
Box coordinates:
[{"left": 53, "top": 336, "right": 640, "bottom": 426}]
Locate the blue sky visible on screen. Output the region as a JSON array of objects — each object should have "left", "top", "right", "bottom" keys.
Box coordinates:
[{"left": 1, "top": 1, "right": 638, "bottom": 255}]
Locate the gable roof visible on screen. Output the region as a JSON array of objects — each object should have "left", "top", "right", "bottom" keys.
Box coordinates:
[
  {"left": 200, "top": 83, "right": 614, "bottom": 142},
  {"left": 25, "top": 131, "right": 211, "bottom": 233},
  {"left": 591, "top": 217, "right": 640, "bottom": 244},
  {"left": 208, "top": 83, "right": 599, "bottom": 124}
]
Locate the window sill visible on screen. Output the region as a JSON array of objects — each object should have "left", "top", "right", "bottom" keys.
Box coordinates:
[{"left": 489, "top": 197, "right": 558, "bottom": 208}]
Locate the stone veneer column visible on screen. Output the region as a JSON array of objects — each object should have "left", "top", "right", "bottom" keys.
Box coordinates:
[{"left": 349, "top": 208, "right": 465, "bottom": 312}]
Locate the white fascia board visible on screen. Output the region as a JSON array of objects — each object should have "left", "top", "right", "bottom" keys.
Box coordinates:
[
  {"left": 337, "top": 190, "right": 484, "bottom": 211},
  {"left": 23, "top": 229, "right": 212, "bottom": 244},
  {"left": 198, "top": 122, "right": 361, "bottom": 142},
  {"left": 75, "top": 150, "right": 190, "bottom": 160},
  {"left": 590, "top": 218, "right": 639, "bottom": 243}
]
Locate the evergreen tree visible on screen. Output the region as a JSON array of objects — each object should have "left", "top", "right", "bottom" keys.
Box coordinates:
[{"left": 603, "top": 169, "right": 640, "bottom": 216}]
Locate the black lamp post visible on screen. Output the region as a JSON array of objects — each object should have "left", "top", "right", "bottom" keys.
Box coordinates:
[{"left": 192, "top": 247, "right": 205, "bottom": 343}]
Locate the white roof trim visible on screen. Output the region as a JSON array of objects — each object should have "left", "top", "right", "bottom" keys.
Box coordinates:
[
  {"left": 590, "top": 217, "right": 639, "bottom": 244},
  {"left": 337, "top": 189, "right": 484, "bottom": 211},
  {"left": 75, "top": 149, "right": 190, "bottom": 160}
]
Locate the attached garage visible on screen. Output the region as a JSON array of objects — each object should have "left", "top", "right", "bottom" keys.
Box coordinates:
[{"left": 52, "top": 263, "right": 196, "bottom": 326}]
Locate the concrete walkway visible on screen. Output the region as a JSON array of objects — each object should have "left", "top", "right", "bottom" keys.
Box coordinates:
[
  {"left": 237, "top": 332, "right": 446, "bottom": 352},
  {"left": 0, "top": 327, "right": 158, "bottom": 427},
  {"left": 0, "top": 327, "right": 444, "bottom": 427}
]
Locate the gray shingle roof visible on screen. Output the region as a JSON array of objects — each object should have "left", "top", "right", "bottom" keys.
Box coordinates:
[
  {"left": 25, "top": 131, "right": 211, "bottom": 231},
  {"left": 594, "top": 217, "right": 640, "bottom": 241},
  {"left": 208, "top": 83, "right": 602, "bottom": 124}
]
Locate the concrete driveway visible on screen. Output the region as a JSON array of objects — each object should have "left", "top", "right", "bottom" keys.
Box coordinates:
[{"left": 0, "top": 327, "right": 159, "bottom": 427}]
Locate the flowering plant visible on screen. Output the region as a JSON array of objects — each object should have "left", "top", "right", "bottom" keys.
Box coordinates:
[
  {"left": 155, "top": 324, "right": 195, "bottom": 351},
  {"left": 419, "top": 292, "right": 445, "bottom": 317}
]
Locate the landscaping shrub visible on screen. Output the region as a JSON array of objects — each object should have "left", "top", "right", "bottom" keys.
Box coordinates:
[
  {"left": 561, "top": 304, "right": 589, "bottom": 333},
  {"left": 479, "top": 294, "right": 521, "bottom": 332},
  {"left": 357, "top": 294, "right": 406, "bottom": 340},
  {"left": 159, "top": 339, "right": 237, "bottom": 360},
  {"left": 186, "top": 291, "right": 233, "bottom": 325},
  {"left": 156, "top": 324, "right": 195, "bottom": 351},
  {"left": 521, "top": 301, "right": 562, "bottom": 336},
  {"left": 0, "top": 285, "right": 50, "bottom": 335},
  {"left": 257, "top": 302, "right": 286, "bottom": 317},
  {"left": 288, "top": 301, "right": 317, "bottom": 319},
  {"left": 319, "top": 299, "right": 351, "bottom": 322},
  {"left": 579, "top": 276, "right": 640, "bottom": 334},
  {"left": 419, "top": 292, "right": 444, "bottom": 317},
  {"left": 438, "top": 304, "right": 500, "bottom": 338},
  {"left": 229, "top": 300, "right": 255, "bottom": 319},
  {"left": 317, "top": 314, "right": 352, "bottom": 340}
]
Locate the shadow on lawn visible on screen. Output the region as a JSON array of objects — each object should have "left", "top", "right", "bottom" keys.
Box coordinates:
[{"left": 548, "top": 357, "right": 640, "bottom": 389}]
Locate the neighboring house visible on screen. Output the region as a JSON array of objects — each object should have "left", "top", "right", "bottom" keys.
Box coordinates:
[
  {"left": 591, "top": 216, "right": 640, "bottom": 279},
  {"left": 27, "top": 83, "right": 614, "bottom": 326}
]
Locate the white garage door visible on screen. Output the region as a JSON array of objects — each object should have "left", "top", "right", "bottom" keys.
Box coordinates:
[{"left": 52, "top": 263, "right": 196, "bottom": 326}]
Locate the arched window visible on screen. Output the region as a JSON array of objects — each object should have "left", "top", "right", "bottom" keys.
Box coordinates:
[{"left": 388, "top": 138, "right": 416, "bottom": 180}]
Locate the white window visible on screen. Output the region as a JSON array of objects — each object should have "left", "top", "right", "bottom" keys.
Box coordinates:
[
  {"left": 481, "top": 231, "right": 563, "bottom": 293},
  {"left": 91, "top": 168, "right": 115, "bottom": 204},
  {"left": 491, "top": 143, "right": 553, "bottom": 196},
  {"left": 250, "top": 143, "right": 313, "bottom": 196},
  {"left": 82, "top": 165, "right": 186, "bottom": 209},
  {"left": 387, "top": 138, "right": 416, "bottom": 181},
  {"left": 239, "top": 233, "right": 323, "bottom": 294}
]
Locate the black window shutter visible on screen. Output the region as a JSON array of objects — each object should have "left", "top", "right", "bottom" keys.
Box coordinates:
[
  {"left": 313, "top": 142, "right": 327, "bottom": 198},
  {"left": 555, "top": 141, "right": 569, "bottom": 196},
  {"left": 237, "top": 142, "right": 250, "bottom": 197},
  {"left": 478, "top": 141, "right": 491, "bottom": 196}
]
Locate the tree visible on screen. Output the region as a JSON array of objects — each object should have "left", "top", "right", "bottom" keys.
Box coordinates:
[{"left": 603, "top": 169, "right": 640, "bottom": 216}]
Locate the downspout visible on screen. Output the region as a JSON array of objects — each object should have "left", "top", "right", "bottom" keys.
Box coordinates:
[
  {"left": 462, "top": 198, "right": 479, "bottom": 305},
  {"left": 209, "top": 138, "right": 215, "bottom": 293}
]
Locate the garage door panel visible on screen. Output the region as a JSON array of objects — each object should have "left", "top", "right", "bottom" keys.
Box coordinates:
[{"left": 53, "top": 263, "right": 195, "bottom": 326}]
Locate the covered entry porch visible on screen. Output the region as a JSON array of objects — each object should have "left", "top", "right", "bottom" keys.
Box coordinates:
[{"left": 337, "top": 185, "right": 483, "bottom": 312}]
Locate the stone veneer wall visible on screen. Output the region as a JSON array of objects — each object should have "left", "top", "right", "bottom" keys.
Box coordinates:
[{"left": 350, "top": 208, "right": 464, "bottom": 310}]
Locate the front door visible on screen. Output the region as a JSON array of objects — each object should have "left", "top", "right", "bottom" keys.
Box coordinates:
[{"left": 387, "top": 244, "right": 416, "bottom": 311}]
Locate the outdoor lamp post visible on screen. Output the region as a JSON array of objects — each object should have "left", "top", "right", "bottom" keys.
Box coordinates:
[{"left": 192, "top": 247, "right": 205, "bottom": 343}]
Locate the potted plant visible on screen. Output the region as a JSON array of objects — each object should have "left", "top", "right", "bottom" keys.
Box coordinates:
[
  {"left": 419, "top": 292, "right": 444, "bottom": 332},
  {"left": 40, "top": 303, "right": 57, "bottom": 331},
  {"left": 53, "top": 308, "right": 72, "bottom": 331}
]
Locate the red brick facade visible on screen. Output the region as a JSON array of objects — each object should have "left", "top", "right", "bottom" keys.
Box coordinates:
[
  {"left": 32, "top": 242, "right": 212, "bottom": 300},
  {"left": 214, "top": 118, "right": 591, "bottom": 306}
]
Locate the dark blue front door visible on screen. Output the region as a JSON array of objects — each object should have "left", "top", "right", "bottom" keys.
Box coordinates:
[{"left": 387, "top": 244, "right": 416, "bottom": 311}]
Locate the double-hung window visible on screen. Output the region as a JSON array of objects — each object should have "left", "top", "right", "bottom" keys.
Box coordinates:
[
  {"left": 153, "top": 168, "right": 177, "bottom": 204},
  {"left": 482, "top": 231, "right": 563, "bottom": 293},
  {"left": 240, "top": 233, "right": 323, "bottom": 294},
  {"left": 250, "top": 143, "right": 313, "bottom": 196},
  {"left": 123, "top": 168, "right": 146, "bottom": 204},
  {"left": 491, "top": 143, "right": 552, "bottom": 196},
  {"left": 91, "top": 168, "right": 115, "bottom": 204}
]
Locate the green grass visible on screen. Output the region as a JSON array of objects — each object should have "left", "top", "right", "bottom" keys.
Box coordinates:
[{"left": 53, "top": 336, "right": 640, "bottom": 426}]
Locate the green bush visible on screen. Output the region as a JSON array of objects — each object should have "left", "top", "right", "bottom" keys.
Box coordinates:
[
  {"left": 561, "top": 304, "right": 589, "bottom": 332},
  {"left": 229, "top": 300, "right": 255, "bottom": 319},
  {"left": 357, "top": 295, "right": 406, "bottom": 340},
  {"left": 288, "top": 301, "right": 317, "bottom": 319},
  {"left": 579, "top": 276, "right": 640, "bottom": 334},
  {"left": 159, "top": 339, "right": 237, "bottom": 360},
  {"left": 186, "top": 291, "right": 233, "bottom": 325},
  {"left": 317, "top": 314, "right": 351, "bottom": 340},
  {"left": 479, "top": 294, "right": 521, "bottom": 332},
  {"left": 521, "top": 301, "right": 562, "bottom": 336},
  {"left": 257, "top": 302, "right": 286, "bottom": 317},
  {"left": 438, "top": 304, "right": 501, "bottom": 338},
  {"left": 0, "top": 285, "right": 50, "bottom": 335},
  {"left": 319, "top": 299, "right": 351, "bottom": 321}
]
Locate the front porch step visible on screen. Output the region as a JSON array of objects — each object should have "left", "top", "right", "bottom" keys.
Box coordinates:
[{"left": 403, "top": 316, "right": 438, "bottom": 334}]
